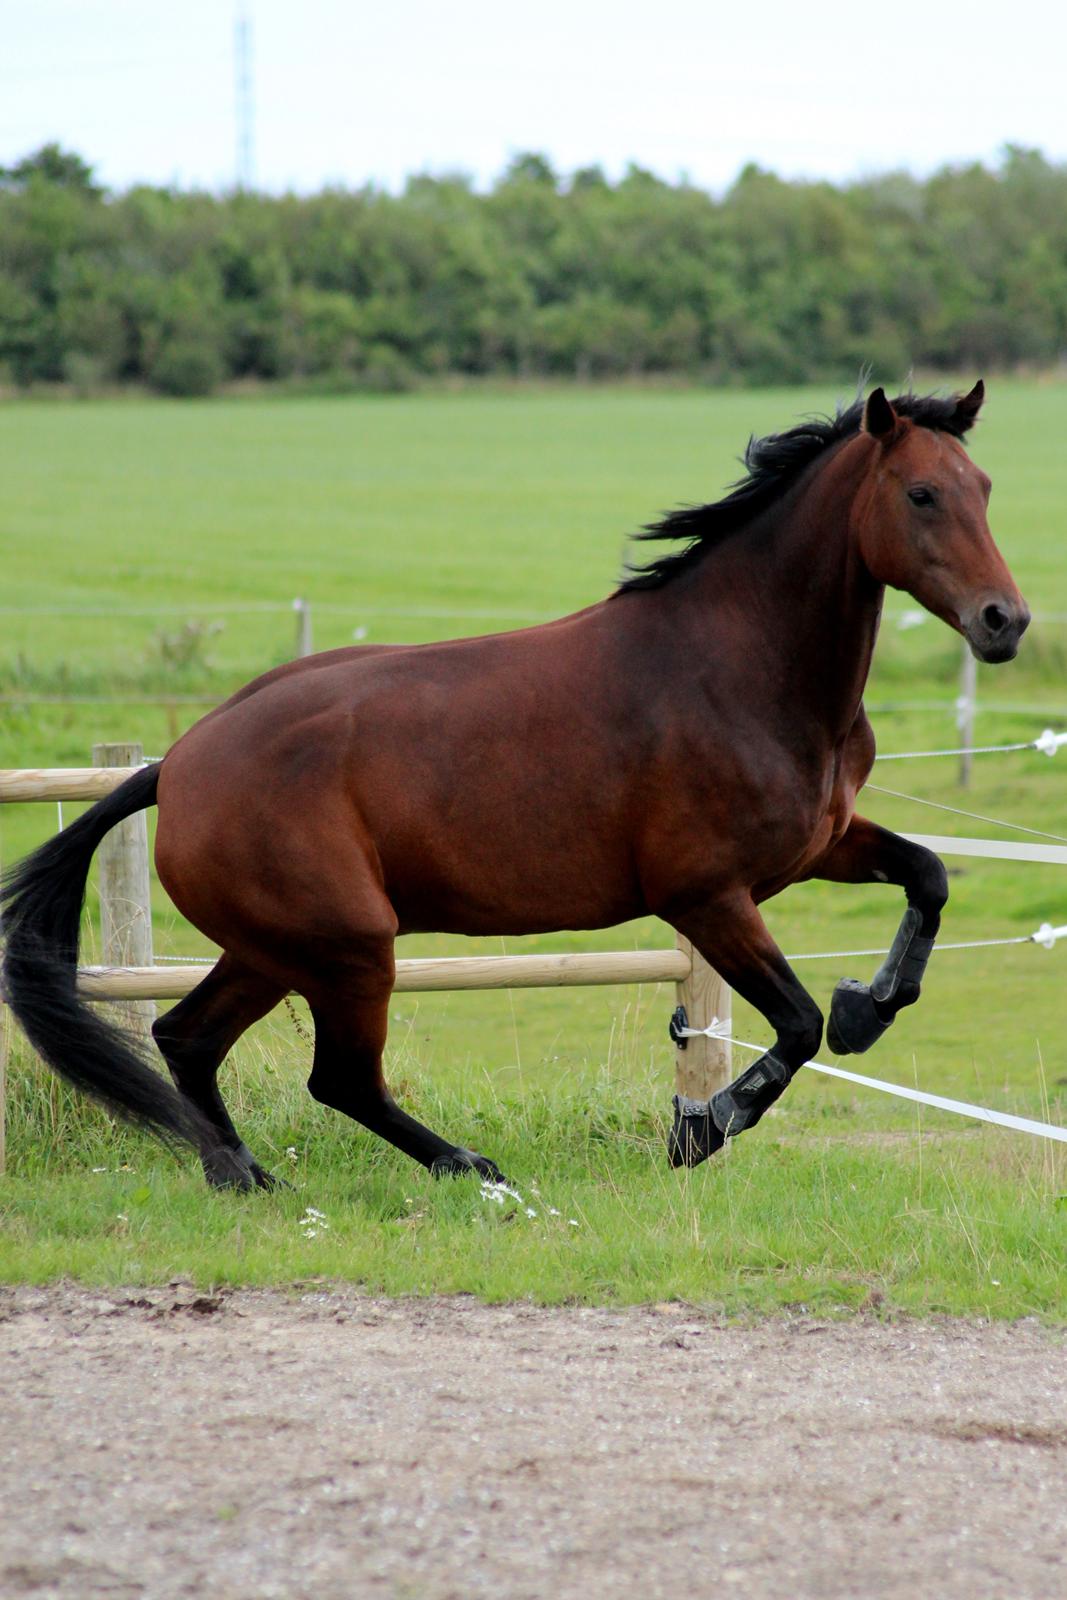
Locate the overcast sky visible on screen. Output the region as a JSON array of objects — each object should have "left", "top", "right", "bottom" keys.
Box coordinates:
[{"left": 3, "top": 1, "right": 1064, "bottom": 195}]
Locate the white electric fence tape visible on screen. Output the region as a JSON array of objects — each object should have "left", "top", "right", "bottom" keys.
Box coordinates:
[{"left": 675, "top": 1019, "right": 1067, "bottom": 1145}]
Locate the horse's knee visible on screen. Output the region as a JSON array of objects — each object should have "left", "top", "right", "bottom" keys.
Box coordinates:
[{"left": 910, "top": 849, "right": 948, "bottom": 920}]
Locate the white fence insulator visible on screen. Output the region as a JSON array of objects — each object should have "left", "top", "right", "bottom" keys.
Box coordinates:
[{"left": 1032, "top": 922, "right": 1067, "bottom": 950}]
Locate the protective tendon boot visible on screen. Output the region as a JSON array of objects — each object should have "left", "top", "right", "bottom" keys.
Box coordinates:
[
  {"left": 668, "top": 1051, "right": 792, "bottom": 1168},
  {"left": 827, "top": 905, "right": 935, "bottom": 1055},
  {"left": 710, "top": 1051, "right": 791, "bottom": 1139},
  {"left": 668, "top": 1094, "right": 724, "bottom": 1168}
]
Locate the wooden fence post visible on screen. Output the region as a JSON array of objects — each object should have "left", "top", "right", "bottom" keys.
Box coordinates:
[
  {"left": 673, "top": 933, "right": 731, "bottom": 1101},
  {"left": 0, "top": 998, "right": 9, "bottom": 1177},
  {"left": 293, "top": 597, "right": 313, "bottom": 657},
  {"left": 92, "top": 742, "right": 155, "bottom": 1035}
]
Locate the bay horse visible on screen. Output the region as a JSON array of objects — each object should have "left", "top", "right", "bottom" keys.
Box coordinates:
[{"left": 2, "top": 384, "right": 1029, "bottom": 1184}]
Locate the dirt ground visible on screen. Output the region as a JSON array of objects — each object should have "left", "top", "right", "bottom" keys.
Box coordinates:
[{"left": 2, "top": 1286, "right": 1066, "bottom": 1600}]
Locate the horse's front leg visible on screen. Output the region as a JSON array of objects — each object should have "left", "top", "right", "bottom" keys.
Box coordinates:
[
  {"left": 810, "top": 816, "right": 948, "bottom": 1055},
  {"left": 666, "top": 894, "right": 824, "bottom": 1167}
]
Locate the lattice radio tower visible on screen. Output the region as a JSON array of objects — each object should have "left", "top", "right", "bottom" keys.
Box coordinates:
[{"left": 235, "top": 8, "right": 255, "bottom": 190}]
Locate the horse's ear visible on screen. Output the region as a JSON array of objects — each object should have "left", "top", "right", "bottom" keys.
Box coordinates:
[
  {"left": 863, "top": 387, "right": 898, "bottom": 442},
  {"left": 953, "top": 379, "right": 985, "bottom": 432}
]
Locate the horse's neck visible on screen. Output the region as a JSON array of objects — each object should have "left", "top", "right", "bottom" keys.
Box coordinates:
[
  {"left": 686, "top": 446, "right": 884, "bottom": 744},
  {"left": 778, "top": 500, "right": 883, "bottom": 739}
]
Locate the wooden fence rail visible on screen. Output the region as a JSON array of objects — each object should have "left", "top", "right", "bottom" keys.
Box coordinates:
[
  {"left": 0, "top": 767, "right": 141, "bottom": 802},
  {"left": 75, "top": 948, "right": 693, "bottom": 1001}
]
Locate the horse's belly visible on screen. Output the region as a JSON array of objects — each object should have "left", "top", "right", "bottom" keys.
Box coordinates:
[{"left": 382, "top": 834, "right": 645, "bottom": 937}]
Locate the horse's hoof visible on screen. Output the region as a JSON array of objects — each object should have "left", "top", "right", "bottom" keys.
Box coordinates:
[
  {"left": 827, "top": 977, "right": 890, "bottom": 1055},
  {"left": 249, "top": 1163, "right": 291, "bottom": 1191},
  {"left": 431, "top": 1148, "right": 505, "bottom": 1183},
  {"left": 202, "top": 1145, "right": 257, "bottom": 1190},
  {"left": 667, "top": 1094, "right": 727, "bottom": 1169},
  {"left": 202, "top": 1142, "right": 285, "bottom": 1192},
  {"left": 235, "top": 1141, "right": 291, "bottom": 1191}
]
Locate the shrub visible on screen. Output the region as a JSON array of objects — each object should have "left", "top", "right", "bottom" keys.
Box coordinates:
[{"left": 147, "top": 335, "right": 224, "bottom": 397}]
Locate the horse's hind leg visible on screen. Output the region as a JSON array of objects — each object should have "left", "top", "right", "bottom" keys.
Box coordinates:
[
  {"left": 301, "top": 945, "right": 504, "bottom": 1181},
  {"left": 667, "top": 894, "right": 823, "bottom": 1167},
  {"left": 152, "top": 954, "right": 286, "bottom": 1190}
]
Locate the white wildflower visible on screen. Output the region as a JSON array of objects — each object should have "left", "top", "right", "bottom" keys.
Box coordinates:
[{"left": 299, "top": 1206, "right": 329, "bottom": 1238}]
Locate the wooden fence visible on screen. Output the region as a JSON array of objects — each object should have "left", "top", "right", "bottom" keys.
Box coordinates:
[{"left": 0, "top": 746, "right": 733, "bottom": 1173}]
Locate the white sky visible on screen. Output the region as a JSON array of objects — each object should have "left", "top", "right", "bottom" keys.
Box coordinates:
[{"left": 3, "top": 0, "right": 1065, "bottom": 194}]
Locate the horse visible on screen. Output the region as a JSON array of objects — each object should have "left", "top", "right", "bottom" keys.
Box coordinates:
[{"left": 1, "top": 383, "right": 1029, "bottom": 1185}]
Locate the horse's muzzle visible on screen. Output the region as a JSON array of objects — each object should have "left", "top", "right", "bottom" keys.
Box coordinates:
[{"left": 964, "top": 598, "right": 1030, "bottom": 663}]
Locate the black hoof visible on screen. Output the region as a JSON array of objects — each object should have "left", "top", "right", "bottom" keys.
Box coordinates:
[
  {"left": 203, "top": 1142, "right": 286, "bottom": 1192},
  {"left": 248, "top": 1163, "right": 291, "bottom": 1191},
  {"left": 235, "top": 1142, "right": 291, "bottom": 1190},
  {"left": 827, "top": 977, "right": 890, "bottom": 1056},
  {"left": 431, "top": 1148, "right": 505, "bottom": 1183},
  {"left": 667, "top": 1095, "right": 727, "bottom": 1169},
  {"left": 202, "top": 1145, "right": 256, "bottom": 1190}
]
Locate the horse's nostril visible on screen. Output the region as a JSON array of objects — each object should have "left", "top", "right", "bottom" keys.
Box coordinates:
[{"left": 982, "top": 603, "right": 1009, "bottom": 635}]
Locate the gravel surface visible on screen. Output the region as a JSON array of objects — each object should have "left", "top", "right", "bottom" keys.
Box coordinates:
[{"left": 2, "top": 1285, "right": 1066, "bottom": 1599}]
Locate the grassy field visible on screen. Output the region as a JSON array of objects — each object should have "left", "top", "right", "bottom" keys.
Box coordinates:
[{"left": 2, "top": 380, "right": 1067, "bottom": 1313}]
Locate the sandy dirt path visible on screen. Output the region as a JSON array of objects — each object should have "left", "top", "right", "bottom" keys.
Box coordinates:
[{"left": 2, "top": 1285, "right": 1066, "bottom": 1599}]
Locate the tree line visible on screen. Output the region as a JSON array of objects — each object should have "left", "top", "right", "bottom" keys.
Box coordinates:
[{"left": 1, "top": 142, "right": 1065, "bottom": 395}]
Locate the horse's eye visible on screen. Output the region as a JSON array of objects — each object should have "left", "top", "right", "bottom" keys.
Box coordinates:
[{"left": 908, "top": 486, "right": 936, "bottom": 508}]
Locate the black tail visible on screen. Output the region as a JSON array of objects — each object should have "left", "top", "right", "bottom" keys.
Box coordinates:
[{"left": 1, "top": 764, "right": 200, "bottom": 1151}]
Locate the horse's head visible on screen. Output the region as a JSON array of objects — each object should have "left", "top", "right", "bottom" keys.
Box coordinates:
[{"left": 853, "top": 383, "right": 1029, "bottom": 662}]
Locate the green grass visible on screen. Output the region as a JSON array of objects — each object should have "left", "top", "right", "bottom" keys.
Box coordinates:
[
  {"left": 3, "top": 1031, "right": 1065, "bottom": 1316},
  {"left": 2, "top": 381, "right": 1067, "bottom": 1313}
]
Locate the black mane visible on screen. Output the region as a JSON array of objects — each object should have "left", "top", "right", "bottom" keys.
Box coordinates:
[{"left": 617, "top": 391, "right": 978, "bottom": 593}]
